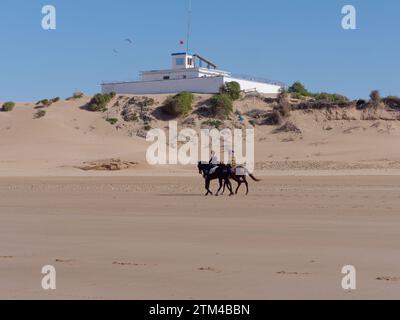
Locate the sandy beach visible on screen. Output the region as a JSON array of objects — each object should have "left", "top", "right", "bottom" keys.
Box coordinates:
[{"left": 1, "top": 175, "right": 400, "bottom": 300}]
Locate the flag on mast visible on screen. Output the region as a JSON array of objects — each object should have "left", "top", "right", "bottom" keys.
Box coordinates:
[{"left": 186, "top": 0, "right": 192, "bottom": 52}]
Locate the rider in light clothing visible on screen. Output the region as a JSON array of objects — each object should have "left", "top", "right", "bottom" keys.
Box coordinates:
[{"left": 204, "top": 151, "right": 219, "bottom": 177}]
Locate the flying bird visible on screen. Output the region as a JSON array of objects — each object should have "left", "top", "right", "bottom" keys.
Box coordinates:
[
  {"left": 125, "top": 38, "right": 133, "bottom": 44},
  {"left": 113, "top": 49, "right": 119, "bottom": 54}
]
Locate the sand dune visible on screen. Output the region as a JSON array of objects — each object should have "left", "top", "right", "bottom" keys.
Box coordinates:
[{"left": 1, "top": 94, "right": 400, "bottom": 176}]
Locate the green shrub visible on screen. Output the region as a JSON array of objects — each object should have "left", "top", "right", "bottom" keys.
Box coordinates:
[
  {"left": 202, "top": 119, "right": 223, "bottom": 129},
  {"left": 313, "top": 92, "right": 349, "bottom": 103},
  {"left": 290, "top": 92, "right": 306, "bottom": 100},
  {"left": 51, "top": 97, "right": 60, "bottom": 103},
  {"left": 2, "top": 101, "right": 15, "bottom": 112},
  {"left": 162, "top": 91, "right": 194, "bottom": 117},
  {"left": 221, "top": 81, "right": 241, "bottom": 101},
  {"left": 106, "top": 118, "right": 118, "bottom": 125},
  {"left": 73, "top": 91, "right": 84, "bottom": 99},
  {"left": 144, "top": 124, "right": 152, "bottom": 131},
  {"left": 67, "top": 91, "right": 84, "bottom": 100},
  {"left": 37, "top": 99, "right": 51, "bottom": 107},
  {"left": 382, "top": 96, "right": 400, "bottom": 109},
  {"left": 288, "top": 82, "right": 311, "bottom": 97},
  {"left": 34, "top": 110, "right": 46, "bottom": 119},
  {"left": 370, "top": 90, "right": 381, "bottom": 103},
  {"left": 210, "top": 94, "right": 233, "bottom": 119},
  {"left": 87, "top": 93, "right": 114, "bottom": 112}
]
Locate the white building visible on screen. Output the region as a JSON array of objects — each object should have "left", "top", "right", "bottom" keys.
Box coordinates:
[{"left": 101, "top": 52, "right": 283, "bottom": 95}]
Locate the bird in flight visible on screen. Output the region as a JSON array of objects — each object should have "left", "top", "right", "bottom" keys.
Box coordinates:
[
  {"left": 125, "top": 38, "right": 133, "bottom": 44},
  {"left": 113, "top": 49, "right": 119, "bottom": 54}
]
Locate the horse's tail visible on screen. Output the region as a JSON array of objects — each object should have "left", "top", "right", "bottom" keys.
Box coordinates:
[
  {"left": 239, "top": 166, "right": 261, "bottom": 182},
  {"left": 249, "top": 173, "right": 261, "bottom": 182}
]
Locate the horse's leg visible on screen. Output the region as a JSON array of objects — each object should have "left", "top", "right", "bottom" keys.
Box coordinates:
[
  {"left": 235, "top": 181, "right": 241, "bottom": 194},
  {"left": 205, "top": 178, "right": 213, "bottom": 196},
  {"left": 244, "top": 177, "right": 249, "bottom": 195},
  {"left": 216, "top": 178, "right": 223, "bottom": 196},
  {"left": 226, "top": 178, "right": 234, "bottom": 196}
]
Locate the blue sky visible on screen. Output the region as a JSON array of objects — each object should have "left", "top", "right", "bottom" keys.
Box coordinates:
[{"left": 0, "top": 0, "right": 399, "bottom": 101}]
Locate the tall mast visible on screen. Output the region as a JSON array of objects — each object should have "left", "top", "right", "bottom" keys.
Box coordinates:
[{"left": 186, "top": 0, "right": 192, "bottom": 53}]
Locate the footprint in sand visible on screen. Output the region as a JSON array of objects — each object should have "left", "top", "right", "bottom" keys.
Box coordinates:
[
  {"left": 197, "top": 267, "right": 221, "bottom": 273},
  {"left": 376, "top": 276, "right": 400, "bottom": 282},
  {"left": 112, "top": 261, "right": 147, "bottom": 267},
  {"left": 277, "top": 271, "right": 312, "bottom": 276},
  {"left": 55, "top": 259, "right": 74, "bottom": 263}
]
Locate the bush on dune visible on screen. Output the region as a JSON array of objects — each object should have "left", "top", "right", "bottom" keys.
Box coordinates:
[
  {"left": 382, "top": 96, "right": 400, "bottom": 109},
  {"left": 210, "top": 94, "right": 233, "bottom": 119},
  {"left": 67, "top": 91, "right": 84, "bottom": 100},
  {"left": 106, "top": 118, "right": 118, "bottom": 125},
  {"left": 288, "top": 82, "right": 311, "bottom": 97},
  {"left": 220, "top": 81, "right": 241, "bottom": 101},
  {"left": 34, "top": 110, "right": 46, "bottom": 119},
  {"left": 162, "top": 91, "right": 194, "bottom": 117},
  {"left": 313, "top": 92, "right": 349, "bottom": 103},
  {"left": 2, "top": 101, "right": 15, "bottom": 112},
  {"left": 86, "top": 93, "right": 114, "bottom": 112},
  {"left": 288, "top": 82, "right": 349, "bottom": 103}
]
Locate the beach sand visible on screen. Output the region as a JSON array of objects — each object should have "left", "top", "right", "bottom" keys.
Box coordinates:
[{"left": 1, "top": 175, "right": 400, "bottom": 300}]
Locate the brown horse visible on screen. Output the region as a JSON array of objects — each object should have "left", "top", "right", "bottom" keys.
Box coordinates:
[
  {"left": 222, "top": 165, "right": 261, "bottom": 195},
  {"left": 197, "top": 162, "right": 234, "bottom": 196}
]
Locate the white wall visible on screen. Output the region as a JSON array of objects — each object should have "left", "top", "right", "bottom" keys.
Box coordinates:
[
  {"left": 224, "top": 77, "right": 282, "bottom": 94},
  {"left": 102, "top": 76, "right": 282, "bottom": 95},
  {"left": 102, "top": 77, "right": 225, "bottom": 95}
]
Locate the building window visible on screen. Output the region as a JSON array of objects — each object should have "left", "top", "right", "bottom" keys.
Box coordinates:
[
  {"left": 163, "top": 76, "right": 170, "bottom": 80},
  {"left": 183, "top": 75, "right": 187, "bottom": 79},
  {"left": 187, "top": 58, "right": 193, "bottom": 66},
  {"left": 176, "top": 58, "right": 185, "bottom": 66}
]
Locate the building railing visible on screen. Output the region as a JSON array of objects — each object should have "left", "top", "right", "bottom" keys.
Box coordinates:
[{"left": 230, "top": 73, "right": 285, "bottom": 87}]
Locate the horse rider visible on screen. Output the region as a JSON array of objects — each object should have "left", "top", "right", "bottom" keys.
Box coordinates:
[
  {"left": 228, "top": 150, "right": 237, "bottom": 175},
  {"left": 205, "top": 151, "right": 219, "bottom": 177}
]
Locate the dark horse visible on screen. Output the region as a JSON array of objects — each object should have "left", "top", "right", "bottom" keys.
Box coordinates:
[
  {"left": 197, "top": 162, "right": 234, "bottom": 196},
  {"left": 222, "top": 165, "right": 261, "bottom": 196}
]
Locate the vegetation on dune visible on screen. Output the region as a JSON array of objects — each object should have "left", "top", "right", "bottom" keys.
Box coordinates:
[
  {"left": 86, "top": 93, "right": 115, "bottom": 112},
  {"left": 106, "top": 118, "right": 118, "bottom": 125},
  {"left": 220, "top": 81, "right": 241, "bottom": 101},
  {"left": 369, "top": 90, "right": 381, "bottom": 108},
  {"left": 202, "top": 119, "right": 223, "bottom": 129},
  {"left": 144, "top": 123, "right": 152, "bottom": 131},
  {"left": 34, "top": 110, "right": 46, "bottom": 119},
  {"left": 382, "top": 95, "right": 400, "bottom": 109},
  {"left": 288, "top": 81, "right": 349, "bottom": 103},
  {"left": 67, "top": 91, "right": 84, "bottom": 100},
  {"left": 263, "top": 89, "right": 292, "bottom": 125},
  {"left": 162, "top": 91, "right": 194, "bottom": 117},
  {"left": 288, "top": 82, "right": 312, "bottom": 97},
  {"left": 313, "top": 92, "right": 349, "bottom": 103},
  {"left": 2, "top": 101, "right": 15, "bottom": 112},
  {"left": 210, "top": 93, "right": 233, "bottom": 119},
  {"left": 36, "top": 97, "right": 61, "bottom": 107}
]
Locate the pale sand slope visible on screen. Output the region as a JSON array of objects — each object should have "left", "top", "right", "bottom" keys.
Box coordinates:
[{"left": 1, "top": 176, "right": 400, "bottom": 300}]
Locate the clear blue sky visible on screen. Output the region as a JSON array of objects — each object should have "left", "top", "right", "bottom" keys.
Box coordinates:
[{"left": 0, "top": 0, "right": 399, "bottom": 101}]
